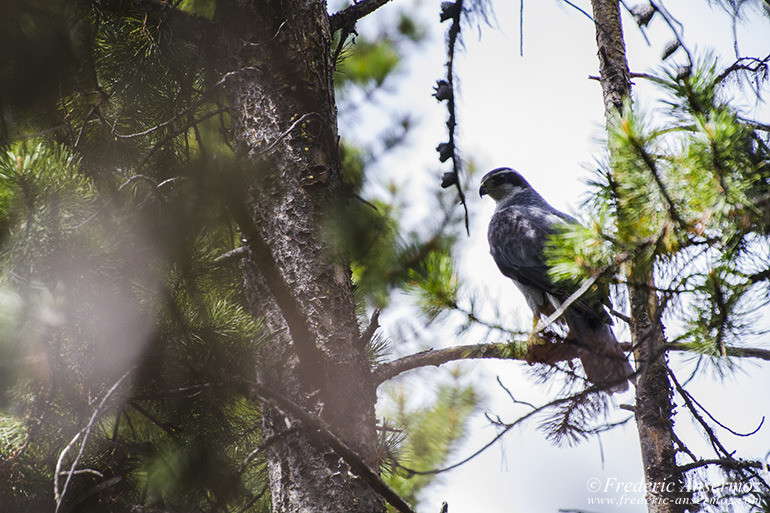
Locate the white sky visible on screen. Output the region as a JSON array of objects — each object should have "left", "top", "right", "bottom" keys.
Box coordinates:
[{"left": 343, "top": 1, "right": 770, "bottom": 512}]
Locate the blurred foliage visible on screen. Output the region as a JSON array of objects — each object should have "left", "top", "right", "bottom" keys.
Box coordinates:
[
  {"left": 0, "top": 1, "right": 473, "bottom": 512},
  {"left": 338, "top": 38, "right": 401, "bottom": 89},
  {"left": 407, "top": 251, "right": 460, "bottom": 320},
  {"left": 380, "top": 367, "right": 479, "bottom": 510}
]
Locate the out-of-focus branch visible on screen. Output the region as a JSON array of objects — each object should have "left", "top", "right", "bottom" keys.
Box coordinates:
[
  {"left": 241, "top": 380, "right": 416, "bottom": 513},
  {"left": 55, "top": 368, "right": 133, "bottom": 513},
  {"left": 230, "top": 203, "right": 325, "bottom": 389},
  {"left": 213, "top": 246, "right": 249, "bottom": 267},
  {"left": 748, "top": 268, "right": 770, "bottom": 284},
  {"left": 716, "top": 53, "right": 770, "bottom": 84}
]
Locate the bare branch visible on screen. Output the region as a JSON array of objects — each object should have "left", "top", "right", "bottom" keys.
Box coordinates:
[
  {"left": 55, "top": 368, "right": 133, "bottom": 513},
  {"left": 213, "top": 246, "right": 249, "bottom": 267},
  {"left": 241, "top": 380, "right": 416, "bottom": 513},
  {"left": 374, "top": 337, "right": 580, "bottom": 384},
  {"left": 748, "top": 268, "right": 770, "bottom": 284},
  {"left": 374, "top": 338, "right": 770, "bottom": 385},
  {"left": 667, "top": 367, "right": 765, "bottom": 438},
  {"left": 436, "top": 0, "right": 471, "bottom": 235},
  {"left": 716, "top": 53, "right": 770, "bottom": 84},
  {"left": 229, "top": 201, "right": 326, "bottom": 390},
  {"left": 656, "top": 342, "right": 770, "bottom": 362},
  {"left": 649, "top": 0, "right": 693, "bottom": 66},
  {"left": 589, "top": 72, "right": 665, "bottom": 82},
  {"left": 677, "top": 458, "right": 765, "bottom": 473},
  {"left": 358, "top": 308, "right": 381, "bottom": 347},
  {"left": 329, "top": 0, "right": 396, "bottom": 33},
  {"left": 396, "top": 386, "right": 609, "bottom": 476}
]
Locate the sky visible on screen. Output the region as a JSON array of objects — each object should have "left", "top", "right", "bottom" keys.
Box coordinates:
[{"left": 343, "top": 1, "right": 770, "bottom": 512}]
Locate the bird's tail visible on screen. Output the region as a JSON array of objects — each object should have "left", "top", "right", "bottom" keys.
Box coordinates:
[{"left": 567, "top": 316, "right": 635, "bottom": 394}]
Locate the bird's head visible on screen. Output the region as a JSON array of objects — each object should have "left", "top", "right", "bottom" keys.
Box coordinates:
[{"left": 478, "top": 167, "right": 532, "bottom": 202}]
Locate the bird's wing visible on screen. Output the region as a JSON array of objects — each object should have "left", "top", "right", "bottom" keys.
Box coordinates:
[
  {"left": 488, "top": 205, "right": 610, "bottom": 325},
  {"left": 488, "top": 206, "right": 557, "bottom": 294}
]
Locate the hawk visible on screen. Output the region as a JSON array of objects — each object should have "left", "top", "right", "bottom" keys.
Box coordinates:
[{"left": 479, "top": 167, "right": 634, "bottom": 393}]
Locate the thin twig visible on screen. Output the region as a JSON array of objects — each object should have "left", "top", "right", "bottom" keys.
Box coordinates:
[
  {"left": 396, "top": 387, "right": 604, "bottom": 476},
  {"left": 137, "top": 107, "right": 229, "bottom": 171},
  {"left": 257, "top": 112, "right": 321, "bottom": 157},
  {"left": 237, "top": 427, "right": 301, "bottom": 473},
  {"left": 54, "top": 433, "right": 81, "bottom": 505},
  {"left": 55, "top": 368, "right": 133, "bottom": 513},
  {"left": 715, "top": 53, "right": 770, "bottom": 84},
  {"left": 668, "top": 368, "right": 765, "bottom": 437}
]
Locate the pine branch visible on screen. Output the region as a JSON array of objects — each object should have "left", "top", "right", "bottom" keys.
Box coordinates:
[
  {"left": 677, "top": 458, "right": 765, "bottom": 473},
  {"left": 629, "top": 137, "right": 687, "bottom": 228},
  {"left": 373, "top": 338, "right": 770, "bottom": 384},
  {"left": 657, "top": 342, "right": 770, "bottom": 362},
  {"left": 716, "top": 53, "right": 770, "bottom": 84},
  {"left": 329, "top": 0, "right": 396, "bottom": 33},
  {"left": 213, "top": 246, "right": 249, "bottom": 267},
  {"left": 436, "top": 0, "right": 470, "bottom": 235},
  {"left": 374, "top": 337, "right": 580, "bottom": 384},
  {"left": 230, "top": 203, "right": 326, "bottom": 390}
]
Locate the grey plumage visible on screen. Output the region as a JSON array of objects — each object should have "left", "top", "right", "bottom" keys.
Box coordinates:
[{"left": 480, "top": 167, "right": 634, "bottom": 393}]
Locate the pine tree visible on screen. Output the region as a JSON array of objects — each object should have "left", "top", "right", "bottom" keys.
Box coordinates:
[
  {"left": 1, "top": 1, "right": 768, "bottom": 513},
  {"left": 0, "top": 2, "right": 468, "bottom": 512}
]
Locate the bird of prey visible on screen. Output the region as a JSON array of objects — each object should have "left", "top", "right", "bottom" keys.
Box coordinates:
[{"left": 479, "top": 167, "right": 634, "bottom": 393}]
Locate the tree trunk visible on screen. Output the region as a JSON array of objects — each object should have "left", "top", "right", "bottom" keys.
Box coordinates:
[
  {"left": 587, "top": 2, "right": 688, "bottom": 512},
  {"left": 629, "top": 268, "right": 688, "bottom": 513},
  {"left": 215, "top": 1, "right": 384, "bottom": 511}
]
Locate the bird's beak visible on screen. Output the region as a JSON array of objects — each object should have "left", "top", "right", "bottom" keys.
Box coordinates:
[{"left": 479, "top": 182, "right": 488, "bottom": 198}]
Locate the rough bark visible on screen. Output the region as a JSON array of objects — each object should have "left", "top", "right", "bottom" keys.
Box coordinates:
[
  {"left": 589, "top": 0, "right": 631, "bottom": 117},
  {"left": 587, "top": 1, "right": 689, "bottom": 512},
  {"left": 215, "top": 1, "right": 384, "bottom": 511},
  {"left": 628, "top": 268, "right": 688, "bottom": 512}
]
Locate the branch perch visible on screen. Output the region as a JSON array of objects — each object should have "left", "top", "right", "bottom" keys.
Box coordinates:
[{"left": 373, "top": 338, "right": 770, "bottom": 384}]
